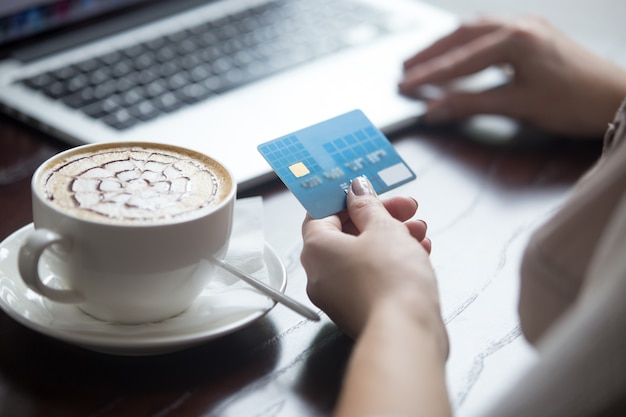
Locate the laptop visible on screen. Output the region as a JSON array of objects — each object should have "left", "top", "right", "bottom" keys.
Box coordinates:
[{"left": 0, "top": 0, "right": 497, "bottom": 191}]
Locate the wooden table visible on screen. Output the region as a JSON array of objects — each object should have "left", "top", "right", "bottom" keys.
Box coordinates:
[{"left": 0, "top": 112, "right": 601, "bottom": 417}]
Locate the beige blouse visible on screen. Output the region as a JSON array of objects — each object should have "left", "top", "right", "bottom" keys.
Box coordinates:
[{"left": 484, "top": 100, "right": 626, "bottom": 416}]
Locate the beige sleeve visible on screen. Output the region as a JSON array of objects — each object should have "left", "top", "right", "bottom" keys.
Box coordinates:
[{"left": 483, "top": 194, "right": 626, "bottom": 417}]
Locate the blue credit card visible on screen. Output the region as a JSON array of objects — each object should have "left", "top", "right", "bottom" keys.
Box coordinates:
[{"left": 257, "top": 109, "right": 416, "bottom": 218}]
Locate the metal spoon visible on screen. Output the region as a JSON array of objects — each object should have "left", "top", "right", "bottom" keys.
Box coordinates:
[{"left": 210, "top": 257, "right": 320, "bottom": 321}]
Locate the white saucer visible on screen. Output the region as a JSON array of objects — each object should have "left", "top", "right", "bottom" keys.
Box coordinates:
[{"left": 0, "top": 224, "right": 287, "bottom": 356}]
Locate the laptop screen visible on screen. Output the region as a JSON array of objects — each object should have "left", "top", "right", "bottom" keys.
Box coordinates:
[{"left": 0, "top": 0, "right": 148, "bottom": 44}]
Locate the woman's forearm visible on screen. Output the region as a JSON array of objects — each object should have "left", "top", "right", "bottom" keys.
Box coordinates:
[{"left": 334, "top": 301, "right": 451, "bottom": 417}]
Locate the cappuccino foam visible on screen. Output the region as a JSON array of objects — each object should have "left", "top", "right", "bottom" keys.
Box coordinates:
[{"left": 40, "top": 143, "right": 232, "bottom": 223}]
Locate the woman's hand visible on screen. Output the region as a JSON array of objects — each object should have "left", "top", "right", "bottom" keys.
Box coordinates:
[
  {"left": 301, "top": 177, "right": 450, "bottom": 417},
  {"left": 399, "top": 15, "right": 626, "bottom": 138},
  {"left": 300, "top": 176, "right": 445, "bottom": 348}
]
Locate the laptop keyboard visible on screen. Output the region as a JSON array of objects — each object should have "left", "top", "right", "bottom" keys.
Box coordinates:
[{"left": 18, "top": 0, "right": 391, "bottom": 131}]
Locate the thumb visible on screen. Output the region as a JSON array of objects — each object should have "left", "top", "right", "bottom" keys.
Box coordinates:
[{"left": 346, "top": 176, "right": 392, "bottom": 232}]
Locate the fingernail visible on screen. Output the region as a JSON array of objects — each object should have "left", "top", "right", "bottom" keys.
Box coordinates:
[{"left": 351, "top": 176, "right": 375, "bottom": 196}]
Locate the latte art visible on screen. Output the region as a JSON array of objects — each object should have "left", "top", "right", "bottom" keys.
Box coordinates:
[{"left": 41, "top": 144, "right": 231, "bottom": 223}]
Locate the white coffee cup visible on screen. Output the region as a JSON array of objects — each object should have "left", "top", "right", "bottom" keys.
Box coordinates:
[{"left": 18, "top": 142, "right": 236, "bottom": 324}]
